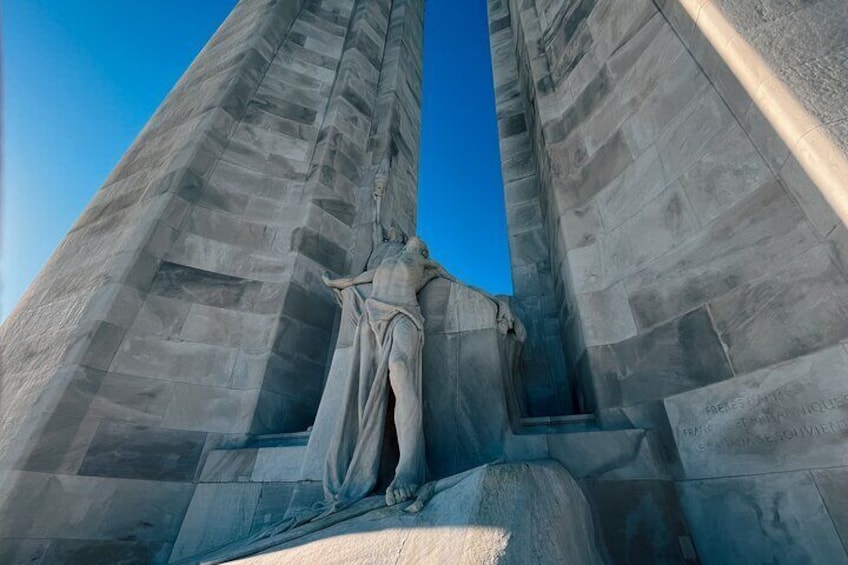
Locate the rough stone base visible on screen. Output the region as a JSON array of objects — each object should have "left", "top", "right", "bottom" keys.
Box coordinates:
[{"left": 190, "top": 461, "right": 602, "bottom": 565}]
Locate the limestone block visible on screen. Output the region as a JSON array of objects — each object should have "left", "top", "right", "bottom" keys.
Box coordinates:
[
  {"left": 170, "top": 483, "right": 263, "bottom": 562},
  {"left": 602, "top": 181, "right": 699, "bottom": 279},
  {"left": 261, "top": 352, "right": 325, "bottom": 398},
  {"left": 250, "top": 482, "right": 297, "bottom": 533},
  {"left": 79, "top": 422, "right": 205, "bottom": 482},
  {"left": 453, "top": 330, "right": 513, "bottom": 472},
  {"left": 684, "top": 19, "right": 753, "bottom": 121},
  {"left": 504, "top": 176, "right": 539, "bottom": 208},
  {"left": 299, "top": 347, "right": 354, "bottom": 480},
  {"left": 780, "top": 151, "right": 841, "bottom": 239},
  {"left": 567, "top": 240, "right": 613, "bottom": 295},
  {"left": 88, "top": 373, "right": 174, "bottom": 425},
  {"left": 575, "top": 283, "right": 638, "bottom": 347},
  {"left": 710, "top": 245, "right": 848, "bottom": 374},
  {"left": 130, "top": 295, "right": 191, "bottom": 339},
  {"left": 556, "top": 131, "right": 634, "bottom": 210},
  {"left": 445, "top": 283, "right": 498, "bottom": 333},
  {"left": 62, "top": 320, "right": 127, "bottom": 372},
  {"left": 180, "top": 304, "right": 274, "bottom": 349},
  {"left": 271, "top": 316, "right": 331, "bottom": 365},
  {"left": 199, "top": 448, "right": 258, "bottom": 483},
  {"left": 18, "top": 366, "right": 103, "bottom": 474},
  {"left": 253, "top": 390, "right": 317, "bottom": 434},
  {"left": 657, "top": 87, "right": 736, "bottom": 183},
  {"left": 271, "top": 477, "right": 319, "bottom": 516},
  {"left": 166, "top": 233, "right": 292, "bottom": 283},
  {"left": 584, "top": 479, "right": 696, "bottom": 564},
  {"left": 110, "top": 335, "right": 238, "bottom": 387},
  {"left": 587, "top": 308, "right": 733, "bottom": 408},
  {"left": 547, "top": 429, "right": 668, "bottom": 480},
  {"left": 626, "top": 179, "right": 817, "bottom": 329},
  {"left": 680, "top": 122, "right": 772, "bottom": 225},
  {"left": 508, "top": 228, "right": 550, "bottom": 267},
  {"left": 0, "top": 539, "right": 49, "bottom": 565},
  {"left": 666, "top": 344, "right": 848, "bottom": 479},
  {"left": 679, "top": 472, "right": 848, "bottom": 564},
  {"left": 557, "top": 200, "right": 602, "bottom": 250},
  {"left": 0, "top": 471, "right": 193, "bottom": 542},
  {"left": 162, "top": 384, "right": 260, "bottom": 434},
  {"left": 813, "top": 467, "right": 848, "bottom": 552},
  {"left": 622, "top": 49, "right": 709, "bottom": 156},
  {"left": 588, "top": 0, "right": 658, "bottom": 65},
  {"left": 595, "top": 145, "right": 667, "bottom": 231},
  {"left": 230, "top": 349, "right": 273, "bottom": 391},
  {"left": 251, "top": 446, "right": 307, "bottom": 482},
  {"left": 149, "top": 262, "right": 267, "bottom": 313},
  {"left": 42, "top": 540, "right": 172, "bottom": 565},
  {"left": 585, "top": 16, "right": 683, "bottom": 153},
  {"left": 184, "top": 206, "right": 277, "bottom": 251}
]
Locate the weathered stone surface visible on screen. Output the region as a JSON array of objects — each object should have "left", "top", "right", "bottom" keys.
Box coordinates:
[
  {"left": 547, "top": 429, "right": 668, "bottom": 480},
  {"left": 79, "top": 422, "right": 206, "bottom": 482},
  {"left": 584, "top": 479, "right": 696, "bottom": 565},
  {"left": 679, "top": 123, "right": 773, "bottom": 226},
  {"left": 813, "top": 467, "right": 848, "bottom": 553},
  {"left": 43, "top": 540, "right": 172, "bottom": 565},
  {"left": 575, "top": 282, "right": 637, "bottom": 347},
  {"left": 170, "top": 483, "right": 263, "bottom": 562},
  {"left": 199, "top": 448, "right": 258, "bottom": 483},
  {"left": 586, "top": 308, "right": 733, "bottom": 408},
  {"left": 110, "top": 334, "right": 238, "bottom": 387},
  {"left": 251, "top": 445, "right": 306, "bottom": 482},
  {"left": 666, "top": 344, "right": 848, "bottom": 479},
  {"left": 679, "top": 472, "right": 848, "bottom": 564},
  {"left": 161, "top": 384, "right": 259, "bottom": 434},
  {"left": 221, "top": 462, "right": 602, "bottom": 565},
  {"left": 250, "top": 482, "right": 297, "bottom": 533},
  {"left": 0, "top": 471, "right": 193, "bottom": 542},
  {"left": 88, "top": 373, "right": 174, "bottom": 425},
  {"left": 626, "top": 180, "right": 817, "bottom": 330},
  {"left": 710, "top": 245, "right": 848, "bottom": 374},
  {"left": 0, "top": 539, "right": 49, "bottom": 565}
]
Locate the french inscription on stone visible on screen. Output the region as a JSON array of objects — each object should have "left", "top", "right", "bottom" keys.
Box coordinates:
[{"left": 665, "top": 345, "right": 848, "bottom": 479}]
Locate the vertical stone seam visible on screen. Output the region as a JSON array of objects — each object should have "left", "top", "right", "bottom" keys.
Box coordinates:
[
  {"left": 704, "top": 302, "right": 736, "bottom": 378},
  {"left": 809, "top": 470, "right": 848, "bottom": 558}
]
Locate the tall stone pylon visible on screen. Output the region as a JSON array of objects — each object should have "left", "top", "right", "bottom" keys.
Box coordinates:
[{"left": 0, "top": 0, "right": 423, "bottom": 560}]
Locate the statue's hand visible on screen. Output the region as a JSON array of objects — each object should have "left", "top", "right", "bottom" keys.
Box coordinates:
[
  {"left": 322, "top": 271, "right": 338, "bottom": 289},
  {"left": 495, "top": 299, "right": 515, "bottom": 334}
]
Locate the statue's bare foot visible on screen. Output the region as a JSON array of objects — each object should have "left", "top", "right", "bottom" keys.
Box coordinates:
[{"left": 386, "top": 475, "right": 419, "bottom": 506}]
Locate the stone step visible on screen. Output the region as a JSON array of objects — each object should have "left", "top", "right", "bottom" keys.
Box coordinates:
[
  {"left": 199, "top": 443, "right": 308, "bottom": 484},
  {"left": 518, "top": 413, "right": 600, "bottom": 434},
  {"left": 248, "top": 430, "right": 311, "bottom": 448}
]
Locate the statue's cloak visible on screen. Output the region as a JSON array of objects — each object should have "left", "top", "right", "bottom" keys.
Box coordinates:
[{"left": 323, "top": 287, "right": 426, "bottom": 508}]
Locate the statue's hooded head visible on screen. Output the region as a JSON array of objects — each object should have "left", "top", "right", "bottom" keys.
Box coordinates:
[
  {"left": 405, "top": 236, "right": 429, "bottom": 259},
  {"left": 385, "top": 225, "right": 407, "bottom": 244}
]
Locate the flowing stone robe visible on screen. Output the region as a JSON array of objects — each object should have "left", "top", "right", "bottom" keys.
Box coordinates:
[{"left": 323, "top": 286, "right": 427, "bottom": 508}]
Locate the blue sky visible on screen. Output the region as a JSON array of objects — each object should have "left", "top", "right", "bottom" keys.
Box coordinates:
[{"left": 1, "top": 0, "right": 512, "bottom": 321}]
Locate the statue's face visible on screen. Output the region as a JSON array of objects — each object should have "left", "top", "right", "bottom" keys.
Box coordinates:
[{"left": 405, "top": 237, "right": 429, "bottom": 258}]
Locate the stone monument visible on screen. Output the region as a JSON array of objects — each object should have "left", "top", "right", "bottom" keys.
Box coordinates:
[
  {"left": 3, "top": 0, "right": 848, "bottom": 563},
  {"left": 321, "top": 235, "right": 517, "bottom": 508}
]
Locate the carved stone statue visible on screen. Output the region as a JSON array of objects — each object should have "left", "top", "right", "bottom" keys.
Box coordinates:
[{"left": 321, "top": 236, "right": 515, "bottom": 510}]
